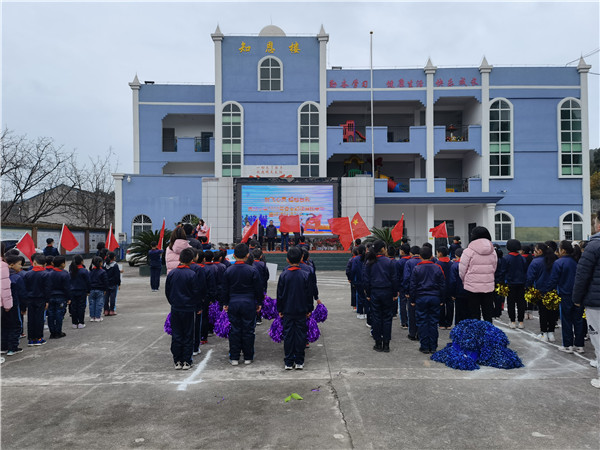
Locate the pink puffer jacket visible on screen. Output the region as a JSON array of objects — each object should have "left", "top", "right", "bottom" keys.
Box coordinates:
[
  {"left": 459, "top": 238, "right": 497, "bottom": 293},
  {"left": 166, "top": 239, "right": 191, "bottom": 274},
  {"left": 1, "top": 260, "right": 13, "bottom": 310}
]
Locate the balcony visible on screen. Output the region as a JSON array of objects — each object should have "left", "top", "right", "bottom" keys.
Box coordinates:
[
  {"left": 434, "top": 125, "right": 481, "bottom": 155},
  {"left": 161, "top": 136, "right": 215, "bottom": 162},
  {"left": 327, "top": 126, "right": 426, "bottom": 159}
]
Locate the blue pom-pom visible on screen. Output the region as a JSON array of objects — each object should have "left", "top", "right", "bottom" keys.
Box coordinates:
[
  {"left": 208, "top": 302, "right": 221, "bottom": 326},
  {"left": 164, "top": 313, "right": 172, "bottom": 335},
  {"left": 269, "top": 316, "right": 283, "bottom": 343},
  {"left": 262, "top": 295, "right": 278, "bottom": 320},
  {"left": 306, "top": 316, "right": 321, "bottom": 342},
  {"left": 214, "top": 310, "right": 230, "bottom": 338},
  {"left": 312, "top": 303, "right": 328, "bottom": 323}
]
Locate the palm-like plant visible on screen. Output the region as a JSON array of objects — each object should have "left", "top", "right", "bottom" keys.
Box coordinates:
[
  {"left": 362, "top": 227, "right": 404, "bottom": 247},
  {"left": 127, "top": 229, "right": 172, "bottom": 265}
]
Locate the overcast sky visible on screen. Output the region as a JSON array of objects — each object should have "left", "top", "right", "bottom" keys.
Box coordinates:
[{"left": 2, "top": 1, "right": 599, "bottom": 174}]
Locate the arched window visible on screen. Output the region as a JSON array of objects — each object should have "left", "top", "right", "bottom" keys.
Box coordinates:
[
  {"left": 560, "top": 212, "right": 583, "bottom": 241},
  {"left": 489, "top": 99, "right": 513, "bottom": 178},
  {"left": 181, "top": 214, "right": 198, "bottom": 224},
  {"left": 494, "top": 211, "right": 514, "bottom": 241},
  {"left": 299, "top": 102, "right": 319, "bottom": 177},
  {"left": 132, "top": 214, "right": 152, "bottom": 238},
  {"left": 558, "top": 99, "right": 583, "bottom": 176},
  {"left": 222, "top": 102, "right": 242, "bottom": 177},
  {"left": 258, "top": 57, "right": 282, "bottom": 91}
]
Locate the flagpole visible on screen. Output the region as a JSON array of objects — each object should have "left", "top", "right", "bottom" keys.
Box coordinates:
[
  {"left": 349, "top": 216, "right": 355, "bottom": 244},
  {"left": 59, "top": 223, "right": 65, "bottom": 254},
  {"left": 370, "top": 30, "right": 375, "bottom": 179}
]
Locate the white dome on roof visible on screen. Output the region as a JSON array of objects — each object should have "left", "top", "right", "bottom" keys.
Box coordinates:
[{"left": 259, "top": 25, "right": 286, "bottom": 36}]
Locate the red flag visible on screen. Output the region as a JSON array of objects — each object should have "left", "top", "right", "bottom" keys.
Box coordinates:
[
  {"left": 106, "top": 224, "right": 119, "bottom": 252},
  {"left": 16, "top": 232, "right": 36, "bottom": 262},
  {"left": 206, "top": 227, "right": 211, "bottom": 243},
  {"left": 328, "top": 217, "right": 354, "bottom": 250},
  {"left": 305, "top": 214, "right": 322, "bottom": 231},
  {"left": 279, "top": 215, "right": 301, "bottom": 233},
  {"left": 241, "top": 219, "right": 258, "bottom": 244},
  {"left": 429, "top": 221, "right": 448, "bottom": 238},
  {"left": 157, "top": 219, "right": 166, "bottom": 249},
  {"left": 59, "top": 224, "right": 79, "bottom": 252},
  {"left": 391, "top": 214, "right": 404, "bottom": 243},
  {"left": 351, "top": 212, "right": 370, "bottom": 240}
]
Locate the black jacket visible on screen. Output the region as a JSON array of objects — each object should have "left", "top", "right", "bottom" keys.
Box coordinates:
[
  {"left": 48, "top": 269, "right": 72, "bottom": 299},
  {"left": 277, "top": 266, "right": 312, "bottom": 315},
  {"left": 266, "top": 225, "right": 277, "bottom": 239},
  {"left": 573, "top": 233, "right": 600, "bottom": 308},
  {"left": 166, "top": 265, "right": 202, "bottom": 312},
  {"left": 222, "top": 262, "right": 263, "bottom": 306},
  {"left": 409, "top": 261, "right": 446, "bottom": 299}
]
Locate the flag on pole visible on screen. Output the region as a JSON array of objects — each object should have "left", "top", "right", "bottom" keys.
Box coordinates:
[
  {"left": 241, "top": 219, "right": 259, "bottom": 244},
  {"left": 106, "top": 224, "right": 119, "bottom": 252},
  {"left": 391, "top": 214, "right": 404, "bottom": 243},
  {"left": 59, "top": 224, "right": 79, "bottom": 252},
  {"left": 305, "top": 214, "right": 322, "bottom": 232},
  {"left": 16, "top": 232, "right": 36, "bottom": 262},
  {"left": 350, "top": 212, "right": 371, "bottom": 240},
  {"left": 157, "top": 218, "right": 166, "bottom": 249},
  {"left": 328, "top": 217, "right": 354, "bottom": 250},
  {"left": 429, "top": 221, "right": 448, "bottom": 238},
  {"left": 279, "top": 215, "right": 301, "bottom": 233},
  {"left": 206, "top": 227, "right": 211, "bottom": 243}
]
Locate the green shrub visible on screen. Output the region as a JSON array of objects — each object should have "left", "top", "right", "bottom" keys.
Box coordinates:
[{"left": 127, "top": 229, "right": 172, "bottom": 265}]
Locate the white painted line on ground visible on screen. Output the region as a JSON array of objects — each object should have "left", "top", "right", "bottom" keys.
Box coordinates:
[{"left": 172, "top": 349, "right": 213, "bottom": 391}]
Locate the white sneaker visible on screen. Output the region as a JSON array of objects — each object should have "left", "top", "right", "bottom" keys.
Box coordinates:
[
  {"left": 509, "top": 322, "right": 517, "bottom": 329},
  {"left": 182, "top": 362, "right": 191, "bottom": 370},
  {"left": 366, "top": 322, "right": 371, "bottom": 328},
  {"left": 229, "top": 359, "right": 239, "bottom": 366},
  {"left": 174, "top": 362, "right": 182, "bottom": 370},
  {"left": 72, "top": 324, "right": 78, "bottom": 329},
  {"left": 294, "top": 364, "right": 304, "bottom": 370},
  {"left": 357, "top": 314, "right": 362, "bottom": 319},
  {"left": 591, "top": 378, "right": 600, "bottom": 389},
  {"left": 518, "top": 322, "right": 524, "bottom": 329},
  {"left": 547, "top": 332, "right": 556, "bottom": 342},
  {"left": 285, "top": 365, "right": 293, "bottom": 370},
  {"left": 536, "top": 333, "right": 548, "bottom": 342},
  {"left": 192, "top": 351, "right": 199, "bottom": 356},
  {"left": 590, "top": 359, "right": 598, "bottom": 368},
  {"left": 558, "top": 346, "right": 574, "bottom": 353},
  {"left": 89, "top": 318, "right": 96, "bottom": 322},
  {"left": 244, "top": 360, "right": 252, "bottom": 365},
  {"left": 78, "top": 324, "right": 86, "bottom": 329},
  {"left": 574, "top": 346, "right": 585, "bottom": 354}
]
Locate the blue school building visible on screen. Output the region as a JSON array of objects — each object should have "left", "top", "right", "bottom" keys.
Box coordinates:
[{"left": 113, "top": 25, "right": 592, "bottom": 247}]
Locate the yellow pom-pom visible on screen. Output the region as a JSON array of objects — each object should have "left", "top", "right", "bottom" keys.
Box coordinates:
[
  {"left": 525, "top": 287, "right": 541, "bottom": 304},
  {"left": 583, "top": 309, "right": 586, "bottom": 320},
  {"left": 542, "top": 290, "right": 561, "bottom": 311},
  {"left": 495, "top": 283, "right": 509, "bottom": 297}
]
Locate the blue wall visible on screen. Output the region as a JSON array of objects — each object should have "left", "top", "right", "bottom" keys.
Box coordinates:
[
  {"left": 139, "top": 84, "right": 214, "bottom": 103},
  {"left": 490, "top": 67, "right": 580, "bottom": 86}
]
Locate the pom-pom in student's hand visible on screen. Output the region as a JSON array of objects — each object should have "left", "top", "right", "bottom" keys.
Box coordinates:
[
  {"left": 542, "top": 290, "right": 561, "bottom": 311},
  {"left": 214, "top": 310, "right": 230, "bottom": 338},
  {"left": 306, "top": 316, "right": 321, "bottom": 343},
  {"left": 312, "top": 303, "right": 328, "bottom": 323},
  {"left": 164, "top": 313, "right": 172, "bottom": 335},
  {"left": 208, "top": 302, "right": 221, "bottom": 326},
  {"left": 524, "top": 287, "right": 541, "bottom": 304},
  {"left": 269, "top": 316, "right": 283, "bottom": 343},
  {"left": 261, "top": 295, "right": 278, "bottom": 320}
]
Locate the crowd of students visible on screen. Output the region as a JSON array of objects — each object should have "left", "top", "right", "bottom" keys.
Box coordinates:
[{"left": 0, "top": 243, "right": 121, "bottom": 360}]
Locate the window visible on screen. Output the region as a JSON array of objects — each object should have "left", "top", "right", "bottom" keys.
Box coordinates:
[
  {"left": 489, "top": 99, "right": 512, "bottom": 177},
  {"left": 222, "top": 103, "right": 242, "bottom": 177},
  {"left": 181, "top": 214, "right": 198, "bottom": 225},
  {"left": 259, "top": 57, "right": 282, "bottom": 91},
  {"left": 132, "top": 214, "right": 152, "bottom": 238},
  {"left": 195, "top": 132, "right": 213, "bottom": 153},
  {"left": 559, "top": 99, "right": 583, "bottom": 176},
  {"left": 494, "top": 212, "right": 513, "bottom": 241},
  {"left": 299, "top": 103, "right": 319, "bottom": 177},
  {"left": 162, "top": 128, "right": 176, "bottom": 152},
  {"left": 561, "top": 212, "right": 583, "bottom": 241}
]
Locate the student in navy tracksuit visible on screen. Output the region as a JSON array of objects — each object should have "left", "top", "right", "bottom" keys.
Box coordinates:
[
  {"left": 103, "top": 252, "right": 121, "bottom": 316},
  {"left": 522, "top": 245, "right": 535, "bottom": 320},
  {"left": 449, "top": 248, "right": 468, "bottom": 324},
  {"left": 502, "top": 239, "right": 527, "bottom": 329},
  {"left": 198, "top": 251, "right": 217, "bottom": 345},
  {"left": 3, "top": 255, "right": 25, "bottom": 355},
  {"left": 166, "top": 248, "right": 203, "bottom": 370},
  {"left": 278, "top": 247, "right": 313, "bottom": 370},
  {"left": 88, "top": 257, "right": 108, "bottom": 322},
  {"left": 148, "top": 242, "right": 163, "bottom": 292},
  {"left": 222, "top": 244, "right": 263, "bottom": 365},
  {"left": 47, "top": 256, "right": 71, "bottom": 339},
  {"left": 403, "top": 246, "right": 422, "bottom": 340},
  {"left": 346, "top": 248, "right": 359, "bottom": 309},
  {"left": 23, "top": 254, "right": 50, "bottom": 346},
  {"left": 526, "top": 243, "right": 557, "bottom": 342},
  {"left": 387, "top": 246, "right": 398, "bottom": 318},
  {"left": 69, "top": 255, "right": 90, "bottom": 328},
  {"left": 410, "top": 246, "right": 446, "bottom": 353},
  {"left": 396, "top": 244, "right": 411, "bottom": 328},
  {"left": 548, "top": 240, "right": 583, "bottom": 353},
  {"left": 300, "top": 248, "right": 319, "bottom": 308},
  {"left": 363, "top": 240, "right": 399, "bottom": 352},
  {"left": 436, "top": 246, "right": 453, "bottom": 329},
  {"left": 493, "top": 247, "right": 505, "bottom": 318},
  {"left": 252, "top": 248, "right": 270, "bottom": 325},
  {"left": 350, "top": 245, "right": 368, "bottom": 322}
]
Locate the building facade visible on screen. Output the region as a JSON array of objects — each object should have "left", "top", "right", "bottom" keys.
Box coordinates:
[{"left": 114, "top": 25, "right": 592, "bottom": 246}]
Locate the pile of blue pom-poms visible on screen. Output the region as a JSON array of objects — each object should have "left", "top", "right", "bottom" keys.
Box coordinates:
[{"left": 431, "top": 319, "right": 524, "bottom": 371}]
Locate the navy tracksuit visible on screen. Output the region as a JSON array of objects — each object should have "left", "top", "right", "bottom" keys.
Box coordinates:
[
  {"left": 350, "top": 256, "right": 369, "bottom": 321},
  {"left": 23, "top": 267, "right": 50, "bottom": 341},
  {"left": 277, "top": 266, "right": 312, "bottom": 366},
  {"left": 346, "top": 255, "right": 357, "bottom": 308},
  {"left": 396, "top": 256, "right": 410, "bottom": 326},
  {"left": 103, "top": 262, "right": 121, "bottom": 313},
  {"left": 48, "top": 268, "right": 71, "bottom": 336},
  {"left": 548, "top": 256, "right": 582, "bottom": 347},
  {"left": 502, "top": 252, "right": 527, "bottom": 322},
  {"left": 403, "top": 256, "right": 422, "bottom": 338},
  {"left": 196, "top": 262, "right": 217, "bottom": 345},
  {"left": 526, "top": 255, "right": 556, "bottom": 333},
  {"left": 1, "top": 270, "right": 25, "bottom": 352},
  {"left": 253, "top": 259, "right": 270, "bottom": 322},
  {"left": 410, "top": 261, "right": 445, "bottom": 352},
  {"left": 222, "top": 262, "right": 263, "bottom": 361},
  {"left": 148, "top": 249, "right": 163, "bottom": 291},
  {"left": 70, "top": 266, "right": 90, "bottom": 325},
  {"left": 436, "top": 257, "right": 453, "bottom": 327},
  {"left": 449, "top": 259, "right": 468, "bottom": 324},
  {"left": 364, "top": 255, "right": 399, "bottom": 343},
  {"left": 300, "top": 261, "right": 318, "bottom": 307},
  {"left": 166, "top": 265, "right": 203, "bottom": 364}
]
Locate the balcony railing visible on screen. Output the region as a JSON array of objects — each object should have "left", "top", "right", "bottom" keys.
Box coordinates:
[
  {"left": 387, "top": 177, "right": 411, "bottom": 192},
  {"left": 162, "top": 137, "right": 177, "bottom": 152},
  {"left": 444, "top": 178, "right": 469, "bottom": 192},
  {"left": 444, "top": 125, "right": 469, "bottom": 142},
  {"left": 387, "top": 126, "right": 411, "bottom": 143}
]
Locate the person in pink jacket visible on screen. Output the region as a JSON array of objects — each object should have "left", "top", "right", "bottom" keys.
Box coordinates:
[
  {"left": 459, "top": 226, "right": 497, "bottom": 323},
  {"left": 1, "top": 244, "right": 13, "bottom": 313},
  {"left": 166, "top": 228, "right": 192, "bottom": 274}
]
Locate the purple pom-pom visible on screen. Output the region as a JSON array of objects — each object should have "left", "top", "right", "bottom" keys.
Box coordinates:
[
  {"left": 306, "top": 316, "right": 320, "bottom": 343},
  {"left": 262, "top": 295, "right": 278, "bottom": 320},
  {"left": 312, "top": 303, "right": 328, "bottom": 323},
  {"left": 214, "top": 310, "right": 230, "bottom": 338},
  {"left": 269, "top": 316, "right": 283, "bottom": 343},
  {"left": 208, "top": 302, "right": 221, "bottom": 326},
  {"left": 163, "top": 313, "right": 172, "bottom": 335}
]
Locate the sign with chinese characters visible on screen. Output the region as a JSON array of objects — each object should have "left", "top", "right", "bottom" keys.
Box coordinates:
[
  {"left": 243, "top": 165, "right": 300, "bottom": 178},
  {"left": 238, "top": 41, "right": 301, "bottom": 54},
  {"left": 328, "top": 75, "right": 480, "bottom": 89}
]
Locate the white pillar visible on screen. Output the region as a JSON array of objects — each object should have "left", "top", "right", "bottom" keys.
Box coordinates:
[
  {"left": 578, "top": 57, "right": 592, "bottom": 238},
  {"left": 318, "top": 26, "right": 329, "bottom": 177},
  {"left": 424, "top": 59, "right": 437, "bottom": 193},
  {"left": 479, "top": 57, "right": 493, "bottom": 193},
  {"left": 113, "top": 174, "right": 124, "bottom": 239},
  {"left": 128, "top": 76, "right": 141, "bottom": 174},
  {"left": 212, "top": 26, "right": 224, "bottom": 177},
  {"left": 484, "top": 203, "right": 495, "bottom": 234},
  {"left": 427, "top": 204, "right": 434, "bottom": 243}
]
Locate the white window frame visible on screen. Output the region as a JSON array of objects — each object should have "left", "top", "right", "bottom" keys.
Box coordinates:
[
  {"left": 494, "top": 210, "right": 515, "bottom": 242},
  {"left": 132, "top": 214, "right": 152, "bottom": 238},
  {"left": 181, "top": 214, "right": 198, "bottom": 224},
  {"left": 222, "top": 101, "right": 244, "bottom": 178},
  {"left": 489, "top": 98, "right": 514, "bottom": 179},
  {"left": 257, "top": 56, "right": 283, "bottom": 92},
  {"left": 298, "top": 101, "right": 320, "bottom": 178},
  {"left": 557, "top": 97, "right": 583, "bottom": 179},
  {"left": 559, "top": 210, "right": 584, "bottom": 241}
]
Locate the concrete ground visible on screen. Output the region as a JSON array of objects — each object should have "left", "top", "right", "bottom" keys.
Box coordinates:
[{"left": 1, "top": 266, "right": 599, "bottom": 449}]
